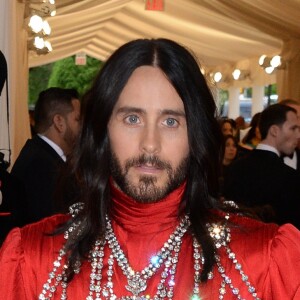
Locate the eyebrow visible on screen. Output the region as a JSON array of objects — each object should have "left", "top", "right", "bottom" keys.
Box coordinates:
[
  {"left": 116, "top": 107, "right": 144, "bottom": 114},
  {"left": 116, "top": 106, "right": 186, "bottom": 117}
]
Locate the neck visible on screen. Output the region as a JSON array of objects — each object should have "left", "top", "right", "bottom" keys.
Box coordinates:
[{"left": 110, "top": 180, "right": 186, "bottom": 233}]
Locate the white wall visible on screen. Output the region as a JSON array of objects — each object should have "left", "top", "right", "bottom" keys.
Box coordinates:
[{"left": 0, "top": 0, "right": 31, "bottom": 167}]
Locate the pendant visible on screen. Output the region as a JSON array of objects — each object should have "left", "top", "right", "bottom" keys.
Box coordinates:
[{"left": 126, "top": 274, "right": 147, "bottom": 296}]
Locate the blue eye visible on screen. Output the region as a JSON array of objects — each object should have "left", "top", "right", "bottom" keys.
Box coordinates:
[
  {"left": 164, "top": 118, "right": 178, "bottom": 127},
  {"left": 125, "top": 115, "right": 139, "bottom": 124}
]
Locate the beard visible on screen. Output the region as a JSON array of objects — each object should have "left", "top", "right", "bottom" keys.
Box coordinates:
[
  {"left": 63, "top": 125, "right": 76, "bottom": 154},
  {"left": 110, "top": 152, "right": 189, "bottom": 203}
]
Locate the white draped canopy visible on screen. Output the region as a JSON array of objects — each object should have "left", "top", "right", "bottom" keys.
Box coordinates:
[{"left": 1, "top": 0, "right": 300, "bottom": 164}]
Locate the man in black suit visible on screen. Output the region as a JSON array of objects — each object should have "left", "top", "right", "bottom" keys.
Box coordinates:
[
  {"left": 11, "top": 87, "right": 81, "bottom": 225},
  {"left": 224, "top": 104, "right": 300, "bottom": 229}
]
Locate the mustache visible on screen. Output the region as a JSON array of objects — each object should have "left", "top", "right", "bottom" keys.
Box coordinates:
[{"left": 124, "top": 154, "right": 172, "bottom": 172}]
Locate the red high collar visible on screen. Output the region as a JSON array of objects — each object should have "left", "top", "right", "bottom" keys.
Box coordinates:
[{"left": 110, "top": 180, "right": 187, "bottom": 234}]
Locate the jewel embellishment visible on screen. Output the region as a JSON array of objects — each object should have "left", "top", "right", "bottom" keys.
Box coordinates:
[
  {"left": 38, "top": 205, "right": 261, "bottom": 300},
  {"left": 126, "top": 275, "right": 147, "bottom": 295}
]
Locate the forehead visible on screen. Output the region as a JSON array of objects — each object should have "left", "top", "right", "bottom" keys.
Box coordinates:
[
  {"left": 71, "top": 99, "right": 80, "bottom": 112},
  {"left": 223, "top": 122, "right": 232, "bottom": 128},
  {"left": 288, "top": 104, "right": 300, "bottom": 117},
  {"left": 284, "top": 111, "right": 298, "bottom": 124},
  {"left": 114, "top": 66, "right": 184, "bottom": 112}
]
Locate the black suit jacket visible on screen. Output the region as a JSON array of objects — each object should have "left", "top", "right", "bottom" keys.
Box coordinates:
[
  {"left": 224, "top": 149, "right": 300, "bottom": 229},
  {"left": 11, "top": 135, "right": 65, "bottom": 225},
  {"left": 295, "top": 149, "right": 300, "bottom": 172}
]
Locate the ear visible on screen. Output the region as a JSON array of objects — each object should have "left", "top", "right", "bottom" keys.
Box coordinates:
[
  {"left": 53, "top": 114, "right": 66, "bottom": 134},
  {"left": 269, "top": 124, "right": 279, "bottom": 137}
]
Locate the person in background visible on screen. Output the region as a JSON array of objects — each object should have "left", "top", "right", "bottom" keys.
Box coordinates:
[
  {"left": 222, "top": 135, "right": 238, "bottom": 167},
  {"left": 10, "top": 87, "right": 81, "bottom": 226},
  {"left": 224, "top": 103, "right": 300, "bottom": 228},
  {"left": 0, "top": 39, "right": 299, "bottom": 300},
  {"left": 238, "top": 112, "right": 261, "bottom": 158},
  {"left": 219, "top": 118, "right": 235, "bottom": 136},
  {"left": 280, "top": 98, "right": 300, "bottom": 172},
  {"left": 234, "top": 115, "right": 247, "bottom": 141},
  {"left": 219, "top": 134, "right": 238, "bottom": 197},
  {"left": 235, "top": 116, "right": 246, "bottom": 131}
]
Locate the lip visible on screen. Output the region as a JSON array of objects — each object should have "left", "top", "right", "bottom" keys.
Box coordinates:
[{"left": 134, "top": 165, "right": 163, "bottom": 174}]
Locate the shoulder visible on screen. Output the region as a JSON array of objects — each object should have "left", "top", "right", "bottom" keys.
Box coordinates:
[
  {"left": 218, "top": 215, "right": 300, "bottom": 298},
  {"left": 21, "top": 214, "right": 69, "bottom": 239},
  {"left": 1, "top": 214, "right": 69, "bottom": 253},
  {"left": 229, "top": 214, "right": 282, "bottom": 243},
  {"left": 12, "top": 138, "right": 63, "bottom": 174},
  {"left": 228, "top": 214, "right": 300, "bottom": 272},
  {"left": 0, "top": 214, "right": 70, "bottom": 297},
  {"left": 0, "top": 214, "right": 69, "bottom": 273}
]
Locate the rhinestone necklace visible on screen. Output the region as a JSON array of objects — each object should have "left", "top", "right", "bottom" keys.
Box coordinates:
[
  {"left": 87, "top": 215, "right": 193, "bottom": 300},
  {"left": 39, "top": 214, "right": 200, "bottom": 300},
  {"left": 39, "top": 204, "right": 260, "bottom": 300}
]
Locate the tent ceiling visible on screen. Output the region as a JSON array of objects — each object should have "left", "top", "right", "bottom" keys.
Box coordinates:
[{"left": 27, "top": 0, "right": 300, "bottom": 92}]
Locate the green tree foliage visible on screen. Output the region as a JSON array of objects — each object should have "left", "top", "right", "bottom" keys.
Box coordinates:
[
  {"left": 28, "top": 55, "right": 103, "bottom": 107},
  {"left": 28, "top": 63, "right": 53, "bottom": 106},
  {"left": 48, "top": 56, "right": 103, "bottom": 97}
]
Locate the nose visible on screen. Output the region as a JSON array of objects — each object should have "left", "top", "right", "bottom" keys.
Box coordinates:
[{"left": 139, "top": 124, "right": 161, "bottom": 155}]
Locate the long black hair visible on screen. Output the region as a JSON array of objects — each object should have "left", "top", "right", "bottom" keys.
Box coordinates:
[{"left": 64, "top": 38, "right": 223, "bottom": 282}]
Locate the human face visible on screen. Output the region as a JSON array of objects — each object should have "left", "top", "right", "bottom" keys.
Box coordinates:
[
  {"left": 222, "top": 121, "right": 233, "bottom": 136},
  {"left": 63, "top": 99, "right": 81, "bottom": 154},
  {"left": 108, "top": 66, "right": 190, "bottom": 203},
  {"left": 287, "top": 104, "right": 300, "bottom": 149},
  {"left": 223, "top": 137, "right": 237, "bottom": 164},
  {"left": 276, "top": 111, "right": 300, "bottom": 156}
]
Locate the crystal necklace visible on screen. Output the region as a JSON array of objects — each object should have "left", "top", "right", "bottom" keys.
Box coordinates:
[
  {"left": 39, "top": 203, "right": 260, "bottom": 300},
  {"left": 87, "top": 215, "right": 193, "bottom": 300},
  {"left": 39, "top": 213, "right": 200, "bottom": 300}
]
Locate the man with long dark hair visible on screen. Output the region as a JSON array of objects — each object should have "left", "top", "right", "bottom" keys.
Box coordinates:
[{"left": 0, "top": 39, "right": 299, "bottom": 299}]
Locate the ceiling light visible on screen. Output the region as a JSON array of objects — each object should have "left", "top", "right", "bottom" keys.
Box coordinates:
[
  {"left": 232, "top": 69, "right": 250, "bottom": 80},
  {"left": 258, "top": 55, "right": 267, "bottom": 66},
  {"left": 42, "top": 20, "right": 51, "bottom": 35},
  {"left": 258, "top": 55, "right": 271, "bottom": 68},
  {"left": 232, "top": 69, "right": 241, "bottom": 80},
  {"left": 270, "top": 55, "right": 285, "bottom": 69},
  {"left": 28, "top": 36, "right": 52, "bottom": 55},
  {"left": 25, "top": 0, "right": 55, "bottom": 56},
  {"left": 33, "top": 36, "right": 45, "bottom": 49},
  {"left": 265, "top": 66, "right": 275, "bottom": 74},
  {"left": 270, "top": 55, "right": 281, "bottom": 68},
  {"left": 28, "top": 15, "right": 44, "bottom": 33},
  {"left": 214, "top": 72, "right": 223, "bottom": 83}
]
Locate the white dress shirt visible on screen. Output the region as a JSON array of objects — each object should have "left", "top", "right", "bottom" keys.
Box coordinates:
[
  {"left": 38, "top": 134, "right": 66, "bottom": 162},
  {"left": 256, "top": 143, "right": 280, "bottom": 157}
]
